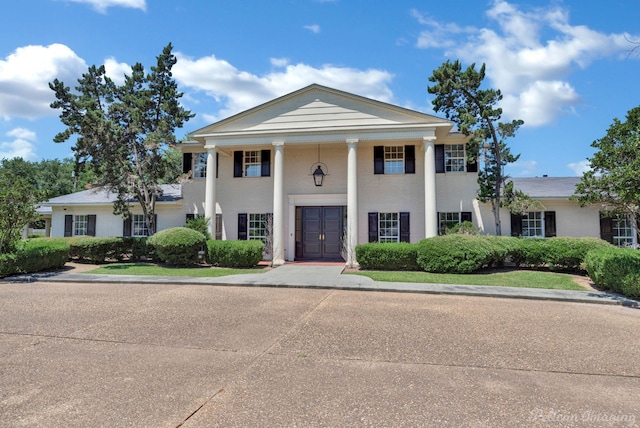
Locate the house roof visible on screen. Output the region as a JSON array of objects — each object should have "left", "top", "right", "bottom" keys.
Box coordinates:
[
  {"left": 509, "top": 177, "right": 581, "bottom": 199},
  {"left": 43, "top": 184, "right": 182, "bottom": 206},
  {"left": 190, "top": 84, "right": 455, "bottom": 146}
]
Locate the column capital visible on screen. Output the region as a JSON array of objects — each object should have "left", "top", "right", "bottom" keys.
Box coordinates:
[
  {"left": 346, "top": 138, "right": 359, "bottom": 146},
  {"left": 204, "top": 144, "right": 217, "bottom": 152},
  {"left": 272, "top": 141, "right": 285, "bottom": 147},
  {"left": 423, "top": 135, "right": 437, "bottom": 143}
]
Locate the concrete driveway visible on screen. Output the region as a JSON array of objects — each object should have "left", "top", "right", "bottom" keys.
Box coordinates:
[{"left": 1, "top": 281, "right": 639, "bottom": 427}]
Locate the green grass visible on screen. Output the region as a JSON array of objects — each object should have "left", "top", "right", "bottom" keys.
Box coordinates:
[
  {"left": 84, "top": 262, "right": 267, "bottom": 277},
  {"left": 349, "top": 269, "right": 587, "bottom": 291}
]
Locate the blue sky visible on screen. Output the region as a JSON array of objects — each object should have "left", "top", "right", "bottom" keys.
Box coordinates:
[{"left": 1, "top": 0, "right": 639, "bottom": 177}]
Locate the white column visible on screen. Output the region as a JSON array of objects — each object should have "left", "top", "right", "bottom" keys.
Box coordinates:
[
  {"left": 423, "top": 136, "right": 438, "bottom": 238},
  {"left": 272, "top": 142, "right": 285, "bottom": 265},
  {"left": 204, "top": 145, "right": 217, "bottom": 239},
  {"left": 346, "top": 139, "right": 359, "bottom": 267}
]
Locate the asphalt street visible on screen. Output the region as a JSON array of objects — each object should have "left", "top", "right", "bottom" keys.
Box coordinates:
[{"left": 1, "top": 280, "right": 639, "bottom": 427}]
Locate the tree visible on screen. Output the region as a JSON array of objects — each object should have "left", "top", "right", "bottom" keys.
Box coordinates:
[
  {"left": 50, "top": 43, "right": 194, "bottom": 235},
  {"left": 428, "top": 60, "right": 524, "bottom": 235},
  {"left": 575, "top": 105, "right": 640, "bottom": 242},
  {"left": 0, "top": 168, "right": 45, "bottom": 253}
]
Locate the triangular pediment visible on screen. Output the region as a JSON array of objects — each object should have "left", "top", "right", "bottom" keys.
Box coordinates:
[{"left": 192, "top": 84, "right": 451, "bottom": 139}]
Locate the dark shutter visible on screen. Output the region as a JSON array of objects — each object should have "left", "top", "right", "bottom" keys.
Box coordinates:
[
  {"left": 233, "top": 151, "right": 243, "bottom": 177},
  {"left": 238, "top": 213, "right": 248, "bottom": 240},
  {"left": 510, "top": 213, "right": 522, "bottom": 237},
  {"left": 261, "top": 149, "right": 271, "bottom": 177},
  {"left": 64, "top": 215, "right": 73, "bottom": 237},
  {"left": 265, "top": 213, "right": 273, "bottom": 241},
  {"left": 400, "top": 212, "right": 410, "bottom": 243},
  {"left": 182, "top": 153, "right": 192, "bottom": 175},
  {"left": 186, "top": 214, "right": 195, "bottom": 222},
  {"left": 461, "top": 212, "right": 472, "bottom": 223},
  {"left": 373, "top": 146, "right": 384, "bottom": 174},
  {"left": 123, "top": 217, "right": 132, "bottom": 237},
  {"left": 87, "top": 215, "right": 96, "bottom": 236},
  {"left": 404, "top": 145, "right": 415, "bottom": 174},
  {"left": 435, "top": 145, "right": 445, "bottom": 173},
  {"left": 368, "top": 212, "right": 379, "bottom": 242},
  {"left": 215, "top": 214, "right": 222, "bottom": 240},
  {"left": 466, "top": 159, "right": 478, "bottom": 173},
  {"left": 600, "top": 215, "right": 613, "bottom": 244},
  {"left": 216, "top": 152, "right": 219, "bottom": 179},
  {"left": 544, "top": 211, "right": 556, "bottom": 238}
]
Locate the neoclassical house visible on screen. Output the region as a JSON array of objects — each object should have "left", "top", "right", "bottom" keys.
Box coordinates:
[{"left": 43, "top": 84, "right": 626, "bottom": 264}]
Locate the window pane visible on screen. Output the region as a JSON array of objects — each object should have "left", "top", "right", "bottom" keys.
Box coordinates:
[
  {"left": 193, "top": 153, "right": 207, "bottom": 178},
  {"left": 379, "top": 212, "right": 399, "bottom": 242},
  {"left": 132, "top": 214, "right": 150, "bottom": 237},
  {"left": 245, "top": 151, "right": 261, "bottom": 177},
  {"left": 74, "top": 215, "right": 88, "bottom": 236},
  {"left": 249, "top": 213, "right": 267, "bottom": 241},
  {"left": 438, "top": 212, "right": 460, "bottom": 235},
  {"left": 521, "top": 212, "right": 543, "bottom": 238},
  {"left": 444, "top": 144, "right": 465, "bottom": 172},
  {"left": 384, "top": 146, "right": 404, "bottom": 174}
]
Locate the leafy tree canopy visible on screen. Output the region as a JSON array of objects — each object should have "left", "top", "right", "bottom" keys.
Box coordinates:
[
  {"left": 575, "top": 105, "right": 640, "bottom": 237},
  {"left": 428, "top": 60, "right": 524, "bottom": 235},
  {"left": 49, "top": 43, "right": 194, "bottom": 235}
]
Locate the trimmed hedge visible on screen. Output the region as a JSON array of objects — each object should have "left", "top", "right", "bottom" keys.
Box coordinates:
[
  {"left": 584, "top": 247, "right": 640, "bottom": 293},
  {"left": 207, "top": 240, "right": 263, "bottom": 268},
  {"left": 148, "top": 227, "right": 206, "bottom": 266},
  {"left": 357, "top": 236, "right": 612, "bottom": 274},
  {"left": 356, "top": 242, "right": 420, "bottom": 271},
  {"left": 0, "top": 238, "right": 70, "bottom": 277},
  {"left": 416, "top": 235, "right": 495, "bottom": 273},
  {"left": 68, "top": 236, "right": 150, "bottom": 263}
]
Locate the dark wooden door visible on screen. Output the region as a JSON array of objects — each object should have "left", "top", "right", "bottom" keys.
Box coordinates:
[{"left": 299, "top": 206, "right": 344, "bottom": 260}]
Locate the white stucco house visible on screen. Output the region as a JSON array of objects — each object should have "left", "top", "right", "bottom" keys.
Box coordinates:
[{"left": 42, "top": 84, "right": 632, "bottom": 265}]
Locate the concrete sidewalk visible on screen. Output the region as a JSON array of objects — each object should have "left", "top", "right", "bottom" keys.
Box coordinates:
[{"left": 7, "top": 263, "right": 638, "bottom": 307}]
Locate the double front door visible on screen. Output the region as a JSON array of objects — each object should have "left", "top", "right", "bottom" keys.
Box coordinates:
[{"left": 296, "top": 206, "right": 344, "bottom": 261}]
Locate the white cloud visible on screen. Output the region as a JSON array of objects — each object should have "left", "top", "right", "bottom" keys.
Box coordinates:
[
  {"left": 567, "top": 160, "right": 590, "bottom": 176},
  {"left": 104, "top": 57, "right": 131, "bottom": 85},
  {"left": 304, "top": 24, "right": 321, "bottom": 34},
  {"left": 0, "top": 128, "right": 37, "bottom": 161},
  {"left": 62, "top": 0, "right": 146, "bottom": 13},
  {"left": 173, "top": 53, "right": 394, "bottom": 121},
  {"left": 270, "top": 58, "right": 290, "bottom": 68},
  {"left": 507, "top": 159, "right": 540, "bottom": 177},
  {"left": 0, "top": 44, "right": 87, "bottom": 120},
  {"left": 415, "top": 0, "right": 637, "bottom": 127}
]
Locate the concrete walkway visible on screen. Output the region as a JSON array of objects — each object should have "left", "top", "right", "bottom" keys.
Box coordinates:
[{"left": 7, "top": 263, "right": 638, "bottom": 307}]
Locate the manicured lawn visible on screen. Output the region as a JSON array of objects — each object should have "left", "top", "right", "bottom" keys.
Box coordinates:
[
  {"left": 84, "top": 262, "right": 267, "bottom": 277},
  {"left": 349, "top": 269, "right": 587, "bottom": 291}
]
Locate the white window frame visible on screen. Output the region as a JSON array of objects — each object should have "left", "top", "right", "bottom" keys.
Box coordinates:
[
  {"left": 244, "top": 151, "right": 262, "bottom": 178},
  {"left": 612, "top": 214, "right": 635, "bottom": 247},
  {"left": 248, "top": 213, "right": 268, "bottom": 241},
  {"left": 521, "top": 212, "right": 544, "bottom": 238},
  {"left": 193, "top": 153, "right": 207, "bottom": 179},
  {"left": 384, "top": 146, "right": 404, "bottom": 174},
  {"left": 132, "top": 214, "right": 150, "bottom": 237},
  {"left": 379, "top": 212, "right": 399, "bottom": 243},
  {"left": 444, "top": 144, "right": 465, "bottom": 173},
  {"left": 438, "top": 212, "right": 460, "bottom": 235},
  {"left": 74, "top": 215, "right": 88, "bottom": 236}
]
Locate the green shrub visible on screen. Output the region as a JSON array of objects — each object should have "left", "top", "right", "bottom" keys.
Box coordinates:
[
  {"left": 185, "top": 216, "right": 211, "bottom": 240},
  {"left": 73, "top": 237, "right": 123, "bottom": 263},
  {"left": 622, "top": 274, "right": 640, "bottom": 299},
  {"left": 207, "top": 240, "right": 263, "bottom": 268},
  {"left": 543, "top": 237, "right": 611, "bottom": 271},
  {"left": 148, "top": 227, "right": 206, "bottom": 266},
  {"left": 584, "top": 247, "right": 640, "bottom": 293},
  {"left": 446, "top": 221, "right": 481, "bottom": 235},
  {"left": 355, "top": 243, "right": 420, "bottom": 271},
  {"left": 417, "top": 235, "right": 494, "bottom": 273},
  {"left": 0, "top": 238, "right": 69, "bottom": 277}
]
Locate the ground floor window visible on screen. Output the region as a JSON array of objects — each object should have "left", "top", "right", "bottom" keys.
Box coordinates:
[
  {"left": 248, "top": 213, "right": 268, "bottom": 241},
  {"left": 521, "top": 212, "right": 543, "bottom": 238},
  {"left": 379, "top": 213, "right": 399, "bottom": 243},
  {"left": 132, "top": 214, "right": 150, "bottom": 237},
  {"left": 439, "top": 212, "right": 460, "bottom": 235},
  {"left": 74, "top": 215, "right": 88, "bottom": 236},
  {"left": 612, "top": 215, "right": 635, "bottom": 247}
]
